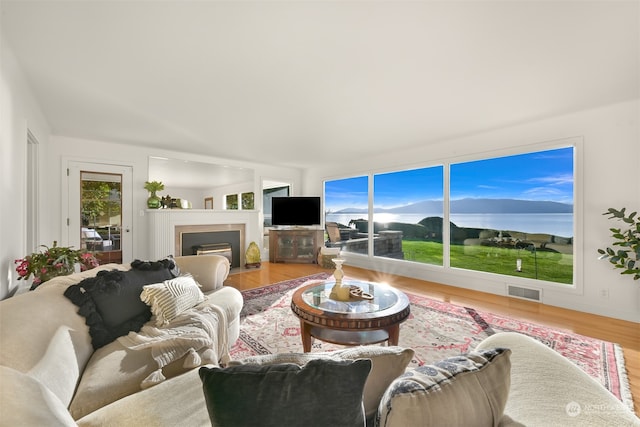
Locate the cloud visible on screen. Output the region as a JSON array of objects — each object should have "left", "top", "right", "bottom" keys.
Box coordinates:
[
  {"left": 531, "top": 151, "right": 573, "bottom": 161},
  {"left": 522, "top": 186, "right": 572, "bottom": 203},
  {"left": 528, "top": 173, "right": 573, "bottom": 186}
]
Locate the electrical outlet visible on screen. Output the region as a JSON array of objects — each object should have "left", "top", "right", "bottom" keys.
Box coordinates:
[{"left": 599, "top": 289, "right": 609, "bottom": 299}]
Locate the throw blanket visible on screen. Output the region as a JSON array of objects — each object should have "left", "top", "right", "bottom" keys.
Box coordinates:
[{"left": 118, "top": 303, "right": 229, "bottom": 388}]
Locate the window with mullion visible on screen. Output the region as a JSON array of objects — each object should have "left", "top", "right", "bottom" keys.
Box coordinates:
[
  {"left": 373, "top": 166, "right": 444, "bottom": 264},
  {"left": 449, "top": 146, "right": 574, "bottom": 284},
  {"left": 324, "top": 176, "right": 369, "bottom": 255},
  {"left": 322, "top": 144, "right": 575, "bottom": 286}
]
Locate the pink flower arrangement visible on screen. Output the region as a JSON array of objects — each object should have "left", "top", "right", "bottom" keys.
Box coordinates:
[
  {"left": 15, "top": 241, "right": 99, "bottom": 290},
  {"left": 80, "top": 252, "right": 100, "bottom": 271}
]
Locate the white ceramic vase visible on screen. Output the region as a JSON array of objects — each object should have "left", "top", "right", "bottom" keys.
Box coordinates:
[{"left": 330, "top": 258, "right": 350, "bottom": 301}]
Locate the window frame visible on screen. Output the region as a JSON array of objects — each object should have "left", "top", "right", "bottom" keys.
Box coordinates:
[{"left": 322, "top": 137, "right": 583, "bottom": 296}]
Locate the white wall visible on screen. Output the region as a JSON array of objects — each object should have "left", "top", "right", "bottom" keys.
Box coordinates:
[
  {"left": 153, "top": 183, "right": 256, "bottom": 210},
  {"left": 304, "top": 100, "right": 640, "bottom": 322},
  {"left": 0, "top": 27, "right": 302, "bottom": 299},
  {"left": 208, "top": 181, "right": 255, "bottom": 210},
  {"left": 3, "top": 18, "right": 637, "bottom": 320},
  {"left": 161, "top": 187, "right": 205, "bottom": 209},
  {"left": 0, "top": 38, "right": 51, "bottom": 299},
  {"left": 46, "top": 135, "right": 303, "bottom": 262}
]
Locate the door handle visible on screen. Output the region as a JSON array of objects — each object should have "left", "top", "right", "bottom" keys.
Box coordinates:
[{"left": 125, "top": 228, "right": 130, "bottom": 233}]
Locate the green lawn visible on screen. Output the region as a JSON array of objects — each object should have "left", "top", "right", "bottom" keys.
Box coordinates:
[{"left": 401, "top": 240, "right": 573, "bottom": 284}]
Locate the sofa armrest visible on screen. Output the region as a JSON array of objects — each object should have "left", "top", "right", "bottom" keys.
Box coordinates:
[
  {"left": 174, "top": 255, "right": 230, "bottom": 293},
  {"left": 475, "top": 332, "right": 639, "bottom": 426}
]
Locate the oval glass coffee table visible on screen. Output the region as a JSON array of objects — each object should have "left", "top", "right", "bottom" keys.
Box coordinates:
[{"left": 290, "top": 279, "right": 410, "bottom": 352}]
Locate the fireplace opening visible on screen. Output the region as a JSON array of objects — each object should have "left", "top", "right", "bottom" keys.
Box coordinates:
[
  {"left": 181, "top": 230, "right": 241, "bottom": 268},
  {"left": 193, "top": 243, "right": 233, "bottom": 264}
]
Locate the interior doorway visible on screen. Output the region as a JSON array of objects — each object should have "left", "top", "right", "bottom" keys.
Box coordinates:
[
  {"left": 262, "top": 180, "right": 291, "bottom": 228},
  {"left": 261, "top": 179, "right": 291, "bottom": 256},
  {"left": 67, "top": 161, "right": 133, "bottom": 265}
]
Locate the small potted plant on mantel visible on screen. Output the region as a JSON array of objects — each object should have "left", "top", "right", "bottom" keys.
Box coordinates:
[
  {"left": 144, "top": 181, "right": 164, "bottom": 209},
  {"left": 597, "top": 207, "right": 640, "bottom": 280}
]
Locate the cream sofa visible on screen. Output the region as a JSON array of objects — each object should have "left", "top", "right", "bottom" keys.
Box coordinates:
[
  {"left": 0, "top": 255, "right": 242, "bottom": 426},
  {"left": 1, "top": 255, "right": 638, "bottom": 426}
]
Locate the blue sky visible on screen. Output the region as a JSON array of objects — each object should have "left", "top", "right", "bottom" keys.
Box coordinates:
[{"left": 325, "top": 146, "right": 574, "bottom": 210}]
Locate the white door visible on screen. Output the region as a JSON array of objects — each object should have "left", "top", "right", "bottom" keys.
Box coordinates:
[{"left": 67, "top": 161, "right": 133, "bottom": 265}]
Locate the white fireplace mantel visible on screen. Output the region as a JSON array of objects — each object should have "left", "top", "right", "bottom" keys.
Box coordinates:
[{"left": 146, "top": 209, "right": 261, "bottom": 261}]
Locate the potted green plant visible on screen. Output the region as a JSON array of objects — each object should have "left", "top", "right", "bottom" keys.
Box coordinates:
[
  {"left": 144, "top": 181, "right": 164, "bottom": 209},
  {"left": 15, "top": 241, "right": 99, "bottom": 290},
  {"left": 597, "top": 207, "right": 640, "bottom": 280}
]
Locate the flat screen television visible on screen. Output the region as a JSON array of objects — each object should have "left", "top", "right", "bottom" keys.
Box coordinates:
[{"left": 271, "top": 196, "right": 321, "bottom": 226}]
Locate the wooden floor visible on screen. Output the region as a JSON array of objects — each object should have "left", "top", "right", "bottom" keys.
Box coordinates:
[{"left": 225, "top": 262, "right": 640, "bottom": 416}]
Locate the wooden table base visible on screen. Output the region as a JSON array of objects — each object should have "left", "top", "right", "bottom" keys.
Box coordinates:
[{"left": 300, "top": 320, "right": 400, "bottom": 352}]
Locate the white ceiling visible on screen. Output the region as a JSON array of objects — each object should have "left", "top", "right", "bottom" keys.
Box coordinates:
[{"left": 2, "top": 1, "right": 639, "bottom": 170}]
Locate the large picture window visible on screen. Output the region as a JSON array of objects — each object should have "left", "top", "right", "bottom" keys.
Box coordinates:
[
  {"left": 323, "top": 145, "right": 575, "bottom": 286},
  {"left": 450, "top": 147, "right": 574, "bottom": 284},
  {"left": 373, "top": 167, "right": 444, "bottom": 264},
  {"left": 324, "top": 176, "right": 369, "bottom": 255}
]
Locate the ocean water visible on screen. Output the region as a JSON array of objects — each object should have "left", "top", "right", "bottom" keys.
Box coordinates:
[{"left": 325, "top": 212, "right": 573, "bottom": 237}]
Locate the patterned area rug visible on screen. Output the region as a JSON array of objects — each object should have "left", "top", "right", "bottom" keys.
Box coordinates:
[{"left": 229, "top": 273, "right": 633, "bottom": 409}]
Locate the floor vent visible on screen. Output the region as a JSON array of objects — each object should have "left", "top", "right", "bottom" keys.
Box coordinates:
[{"left": 507, "top": 285, "right": 542, "bottom": 302}]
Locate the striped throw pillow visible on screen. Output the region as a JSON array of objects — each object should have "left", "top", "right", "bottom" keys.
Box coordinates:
[{"left": 141, "top": 274, "right": 205, "bottom": 326}]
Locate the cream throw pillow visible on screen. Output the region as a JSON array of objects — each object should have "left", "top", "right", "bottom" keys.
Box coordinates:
[{"left": 141, "top": 274, "right": 205, "bottom": 326}]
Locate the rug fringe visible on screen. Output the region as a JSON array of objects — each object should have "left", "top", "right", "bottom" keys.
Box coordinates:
[
  {"left": 613, "top": 343, "right": 635, "bottom": 411},
  {"left": 233, "top": 274, "right": 634, "bottom": 411}
]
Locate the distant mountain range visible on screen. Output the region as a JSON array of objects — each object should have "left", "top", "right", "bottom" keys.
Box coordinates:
[{"left": 332, "top": 198, "right": 573, "bottom": 214}]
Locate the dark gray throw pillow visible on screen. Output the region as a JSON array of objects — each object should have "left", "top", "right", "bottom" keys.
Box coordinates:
[
  {"left": 64, "top": 258, "right": 176, "bottom": 349},
  {"left": 90, "top": 268, "right": 173, "bottom": 328},
  {"left": 199, "top": 358, "right": 372, "bottom": 427}
]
